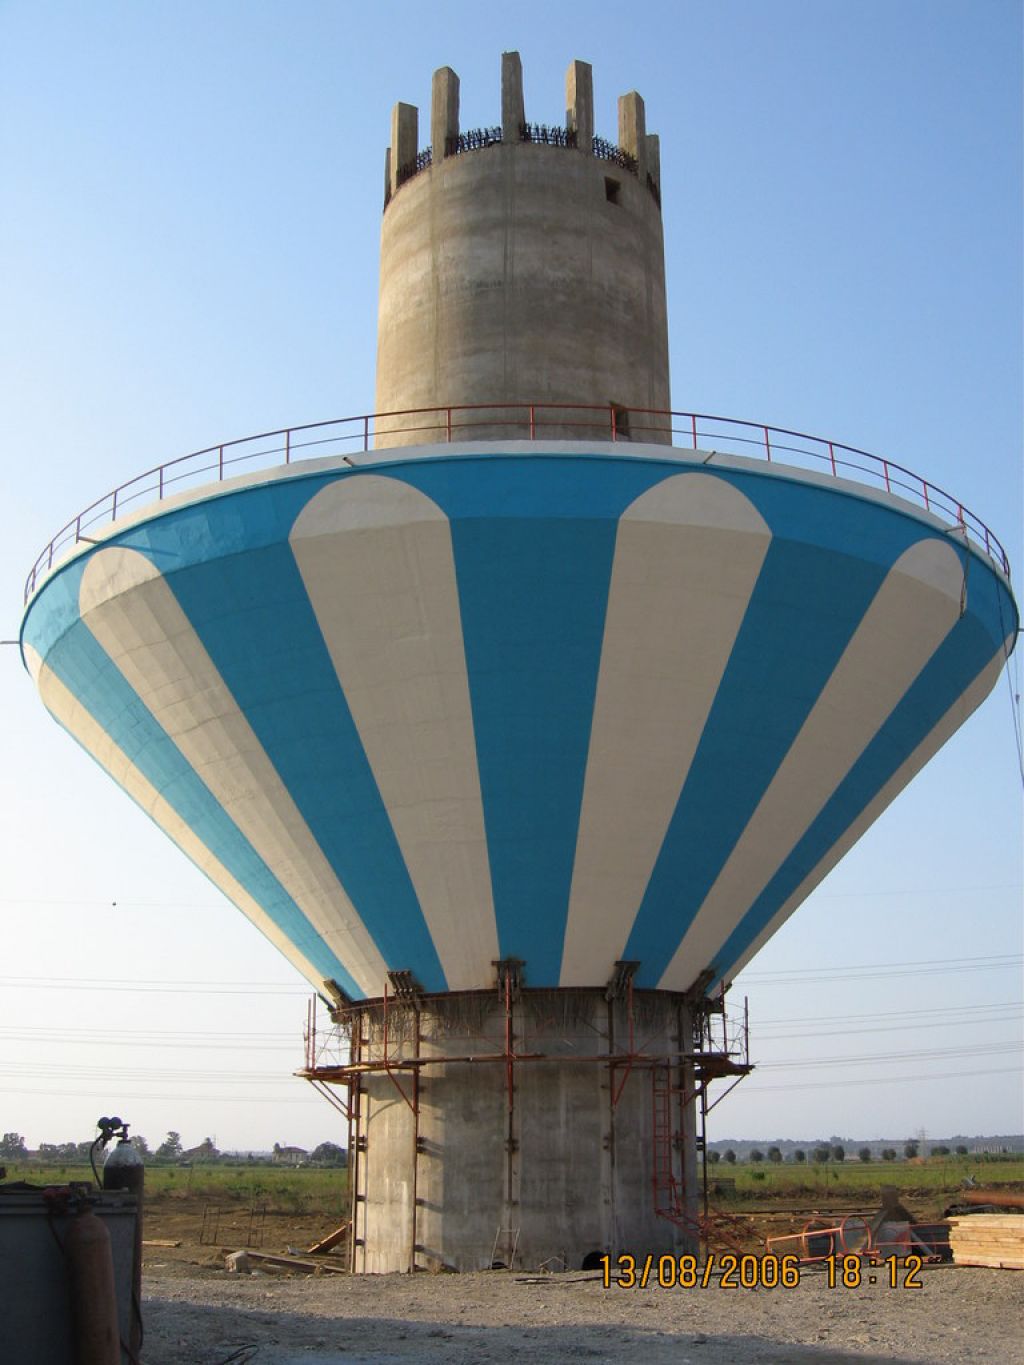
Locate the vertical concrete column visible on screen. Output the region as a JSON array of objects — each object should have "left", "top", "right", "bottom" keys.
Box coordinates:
[
  {"left": 389, "top": 101, "right": 419, "bottom": 198},
  {"left": 431, "top": 66, "right": 460, "bottom": 159},
  {"left": 501, "top": 50, "right": 525, "bottom": 142},
  {"left": 566, "top": 59, "right": 593, "bottom": 152},
  {"left": 618, "top": 90, "right": 647, "bottom": 184},
  {"left": 645, "top": 132, "right": 661, "bottom": 189}
]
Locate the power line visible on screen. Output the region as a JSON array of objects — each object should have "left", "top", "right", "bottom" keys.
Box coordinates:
[
  {"left": 740, "top": 955, "right": 1022, "bottom": 986},
  {"left": 739, "top": 1065, "right": 1022, "bottom": 1094},
  {"left": 745, "top": 952, "right": 1020, "bottom": 977},
  {"left": 757, "top": 999, "right": 1023, "bottom": 1026},
  {"left": 996, "top": 583, "right": 1024, "bottom": 789},
  {"left": 808, "top": 884, "right": 1019, "bottom": 900},
  {"left": 0, "top": 979, "right": 307, "bottom": 997},
  {"left": 756, "top": 1013, "right": 1023, "bottom": 1043},
  {"left": 0, "top": 1024, "right": 297, "bottom": 1042},
  {"left": 758, "top": 1041, "right": 1022, "bottom": 1071},
  {"left": 0, "top": 1032, "right": 298, "bottom": 1053},
  {"left": 0, "top": 1085, "right": 326, "bottom": 1105},
  {"left": 0, "top": 973, "right": 305, "bottom": 987}
]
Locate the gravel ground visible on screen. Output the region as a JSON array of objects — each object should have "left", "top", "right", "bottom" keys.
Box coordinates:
[{"left": 142, "top": 1261, "right": 1024, "bottom": 1365}]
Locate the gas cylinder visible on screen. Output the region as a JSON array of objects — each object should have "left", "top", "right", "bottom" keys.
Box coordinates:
[
  {"left": 64, "top": 1204, "right": 120, "bottom": 1365},
  {"left": 103, "top": 1136, "right": 144, "bottom": 1360}
]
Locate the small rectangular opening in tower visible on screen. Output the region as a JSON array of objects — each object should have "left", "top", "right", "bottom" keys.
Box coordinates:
[
  {"left": 611, "top": 405, "right": 630, "bottom": 440},
  {"left": 604, "top": 176, "right": 622, "bottom": 204}
]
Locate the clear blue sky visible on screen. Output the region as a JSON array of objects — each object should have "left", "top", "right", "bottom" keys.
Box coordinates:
[{"left": 1, "top": 0, "right": 1020, "bottom": 1152}]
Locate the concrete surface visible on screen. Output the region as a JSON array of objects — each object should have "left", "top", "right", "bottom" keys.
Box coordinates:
[
  {"left": 375, "top": 57, "right": 670, "bottom": 444},
  {"left": 349, "top": 989, "right": 698, "bottom": 1275}
]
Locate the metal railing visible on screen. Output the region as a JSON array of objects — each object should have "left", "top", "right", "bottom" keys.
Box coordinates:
[
  {"left": 390, "top": 124, "right": 662, "bottom": 206},
  {"left": 23, "top": 402, "right": 1011, "bottom": 603}
]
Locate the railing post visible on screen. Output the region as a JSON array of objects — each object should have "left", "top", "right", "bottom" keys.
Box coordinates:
[
  {"left": 611, "top": 405, "right": 618, "bottom": 442},
  {"left": 158, "top": 465, "right": 164, "bottom": 499},
  {"left": 882, "top": 460, "right": 891, "bottom": 494},
  {"left": 363, "top": 416, "right": 370, "bottom": 453},
  {"left": 75, "top": 514, "right": 82, "bottom": 544},
  {"left": 828, "top": 442, "right": 836, "bottom": 477},
  {"left": 48, "top": 543, "right": 54, "bottom": 570},
  {"left": 111, "top": 488, "right": 118, "bottom": 520},
  {"left": 218, "top": 445, "right": 224, "bottom": 479},
  {"left": 446, "top": 408, "right": 452, "bottom": 443},
  {"left": 763, "top": 426, "right": 771, "bottom": 462},
  {"left": 922, "top": 479, "right": 930, "bottom": 511},
  {"left": 529, "top": 405, "right": 536, "bottom": 440},
  {"left": 984, "top": 527, "right": 991, "bottom": 557},
  {"left": 285, "top": 429, "right": 291, "bottom": 465},
  {"left": 691, "top": 414, "right": 698, "bottom": 450}
]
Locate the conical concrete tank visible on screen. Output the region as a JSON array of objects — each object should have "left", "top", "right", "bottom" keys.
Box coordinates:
[{"left": 20, "top": 437, "right": 1017, "bottom": 1269}]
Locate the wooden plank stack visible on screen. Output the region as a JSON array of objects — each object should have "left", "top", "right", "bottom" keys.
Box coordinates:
[{"left": 948, "top": 1214, "right": 1024, "bottom": 1270}]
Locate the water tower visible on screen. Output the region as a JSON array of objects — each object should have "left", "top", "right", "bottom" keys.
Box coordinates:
[{"left": 21, "top": 54, "right": 1017, "bottom": 1274}]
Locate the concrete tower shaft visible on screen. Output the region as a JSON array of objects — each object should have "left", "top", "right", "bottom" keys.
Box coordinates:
[{"left": 374, "top": 53, "right": 671, "bottom": 445}]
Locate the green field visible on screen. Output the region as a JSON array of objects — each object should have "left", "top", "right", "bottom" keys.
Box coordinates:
[
  {"left": 710, "top": 1155, "right": 1024, "bottom": 1201},
  {"left": 5, "top": 1155, "right": 1020, "bottom": 1215},
  {"left": 3, "top": 1162, "right": 349, "bottom": 1215}
]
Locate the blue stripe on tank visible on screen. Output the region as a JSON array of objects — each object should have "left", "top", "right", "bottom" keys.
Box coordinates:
[
  {"left": 392, "top": 457, "right": 676, "bottom": 982},
  {"left": 21, "top": 561, "right": 361, "bottom": 997},
  {"left": 621, "top": 484, "right": 941, "bottom": 988},
  {"left": 128, "top": 497, "right": 449, "bottom": 993},
  {"left": 709, "top": 557, "right": 1015, "bottom": 985}
]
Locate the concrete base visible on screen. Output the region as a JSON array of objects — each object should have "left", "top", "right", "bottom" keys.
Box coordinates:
[{"left": 347, "top": 988, "right": 698, "bottom": 1273}]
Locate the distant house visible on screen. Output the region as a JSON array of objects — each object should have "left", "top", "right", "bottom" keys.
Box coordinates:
[{"left": 272, "top": 1144, "right": 308, "bottom": 1166}]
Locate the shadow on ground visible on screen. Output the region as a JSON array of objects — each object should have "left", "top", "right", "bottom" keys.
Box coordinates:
[{"left": 142, "top": 1298, "right": 944, "bottom": 1365}]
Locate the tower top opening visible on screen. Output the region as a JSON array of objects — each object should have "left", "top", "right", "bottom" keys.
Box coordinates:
[{"left": 383, "top": 52, "right": 662, "bottom": 211}]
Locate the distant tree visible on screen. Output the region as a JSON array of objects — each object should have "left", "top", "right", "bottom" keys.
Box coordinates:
[
  {"left": 707, "top": 1150, "right": 721, "bottom": 1166},
  {"left": 723, "top": 1149, "right": 737, "bottom": 1165},
  {"left": 858, "top": 1147, "right": 872, "bottom": 1163},
  {"left": 930, "top": 1145, "right": 950, "bottom": 1158},
  {"left": 832, "top": 1145, "right": 845, "bottom": 1163},
  {"left": 881, "top": 1148, "right": 897, "bottom": 1162},
  {"left": 955, "top": 1145, "right": 968, "bottom": 1157},
  {"left": 311, "top": 1142, "right": 346, "bottom": 1166},
  {"left": 813, "top": 1146, "right": 830, "bottom": 1165},
  {"left": 793, "top": 1149, "right": 806, "bottom": 1164},
  {"left": 132, "top": 1135, "right": 150, "bottom": 1157},
  {"left": 0, "top": 1133, "right": 27, "bottom": 1159},
  {"left": 156, "top": 1131, "right": 183, "bottom": 1160},
  {"left": 749, "top": 1148, "right": 764, "bottom": 1163},
  {"left": 767, "top": 1147, "right": 782, "bottom": 1164},
  {"left": 904, "top": 1142, "right": 919, "bottom": 1160},
  {"left": 194, "top": 1137, "right": 219, "bottom": 1161},
  {"left": 38, "top": 1143, "right": 61, "bottom": 1161}
]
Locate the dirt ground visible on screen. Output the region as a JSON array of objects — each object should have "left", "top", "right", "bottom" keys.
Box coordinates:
[{"left": 139, "top": 1201, "right": 1024, "bottom": 1365}]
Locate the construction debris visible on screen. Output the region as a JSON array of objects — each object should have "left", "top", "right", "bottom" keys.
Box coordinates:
[
  {"left": 961, "top": 1188, "right": 1024, "bottom": 1210},
  {"left": 764, "top": 1187, "right": 952, "bottom": 1264},
  {"left": 948, "top": 1215, "right": 1024, "bottom": 1270},
  {"left": 306, "top": 1220, "right": 350, "bottom": 1256},
  {"left": 224, "top": 1248, "right": 348, "bottom": 1275}
]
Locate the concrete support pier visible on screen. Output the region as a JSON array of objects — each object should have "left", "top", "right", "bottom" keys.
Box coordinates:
[{"left": 344, "top": 987, "right": 699, "bottom": 1274}]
